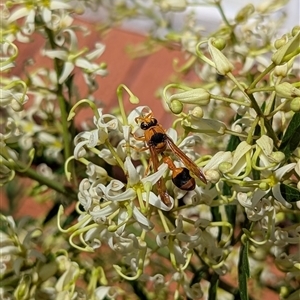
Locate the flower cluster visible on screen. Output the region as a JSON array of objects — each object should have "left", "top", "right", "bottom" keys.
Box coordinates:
[
  {"left": 1, "top": 0, "right": 299, "bottom": 299},
  {"left": 1, "top": 0, "right": 107, "bottom": 184}
]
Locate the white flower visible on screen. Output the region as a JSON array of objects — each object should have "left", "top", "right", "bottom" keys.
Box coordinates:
[
  {"left": 73, "top": 108, "right": 121, "bottom": 160},
  {"left": 251, "top": 163, "right": 296, "bottom": 208},
  {"left": 38, "top": 132, "right": 63, "bottom": 161},
  {"left": 7, "top": 1, "right": 72, "bottom": 34},
  {"left": 80, "top": 157, "right": 171, "bottom": 236},
  {"left": 43, "top": 30, "right": 106, "bottom": 84},
  {"left": 254, "top": 135, "right": 285, "bottom": 170},
  {"left": 203, "top": 151, "right": 232, "bottom": 183},
  {"left": 94, "top": 286, "right": 115, "bottom": 300},
  {"left": 220, "top": 141, "right": 253, "bottom": 178},
  {"left": 237, "top": 193, "right": 274, "bottom": 221}
]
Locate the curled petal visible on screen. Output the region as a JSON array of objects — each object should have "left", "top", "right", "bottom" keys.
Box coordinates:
[
  {"left": 127, "top": 106, "right": 151, "bottom": 126},
  {"left": 226, "top": 141, "right": 252, "bottom": 175},
  {"left": 59, "top": 61, "right": 74, "bottom": 84},
  {"left": 204, "top": 151, "right": 232, "bottom": 171},
  {"left": 106, "top": 188, "right": 136, "bottom": 202},
  {"left": 132, "top": 206, "right": 154, "bottom": 230},
  {"left": 141, "top": 163, "right": 168, "bottom": 185},
  {"left": 86, "top": 43, "right": 106, "bottom": 60},
  {"left": 145, "top": 191, "right": 174, "bottom": 211},
  {"left": 124, "top": 157, "right": 139, "bottom": 186},
  {"left": 94, "top": 286, "right": 113, "bottom": 300},
  {"left": 252, "top": 188, "right": 268, "bottom": 206},
  {"left": 274, "top": 163, "right": 296, "bottom": 180},
  {"left": 156, "top": 232, "right": 169, "bottom": 247}
]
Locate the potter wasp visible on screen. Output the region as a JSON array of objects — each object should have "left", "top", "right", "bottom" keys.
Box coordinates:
[{"left": 134, "top": 112, "right": 207, "bottom": 206}]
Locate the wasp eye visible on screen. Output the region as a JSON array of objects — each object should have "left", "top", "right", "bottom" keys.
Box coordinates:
[
  {"left": 141, "top": 122, "right": 147, "bottom": 130},
  {"left": 151, "top": 118, "right": 158, "bottom": 126}
]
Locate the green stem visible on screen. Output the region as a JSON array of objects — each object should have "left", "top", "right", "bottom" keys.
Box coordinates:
[
  {"left": 44, "top": 24, "right": 75, "bottom": 181},
  {"left": 248, "top": 93, "right": 280, "bottom": 147},
  {"left": 215, "top": 0, "right": 237, "bottom": 43},
  {"left": 247, "top": 86, "right": 275, "bottom": 94},
  {"left": 15, "top": 162, "right": 75, "bottom": 198},
  {"left": 211, "top": 94, "right": 251, "bottom": 107},
  {"left": 248, "top": 62, "right": 275, "bottom": 90}
]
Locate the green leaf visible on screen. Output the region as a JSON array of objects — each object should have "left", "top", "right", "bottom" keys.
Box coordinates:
[
  {"left": 226, "top": 133, "right": 240, "bottom": 151},
  {"left": 238, "top": 241, "right": 250, "bottom": 300},
  {"left": 279, "top": 112, "right": 300, "bottom": 159},
  {"left": 224, "top": 182, "right": 236, "bottom": 230},
  {"left": 211, "top": 206, "right": 222, "bottom": 242},
  {"left": 280, "top": 184, "right": 300, "bottom": 202},
  {"left": 208, "top": 272, "right": 219, "bottom": 300}
]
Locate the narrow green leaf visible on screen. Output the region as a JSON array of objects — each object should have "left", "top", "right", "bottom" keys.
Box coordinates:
[
  {"left": 279, "top": 112, "right": 300, "bottom": 159},
  {"left": 238, "top": 241, "right": 250, "bottom": 300},
  {"left": 208, "top": 272, "right": 219, "bottom": 300},
  {"left": 280, "top": 184, "right": 300, "bottom": 202},
  {"left": 211, "top": 206, "right": 222, "bottom": 242},
  {"left": 226, "top": 134, "right": 240, "bottom": 151},
  {"left": 224, "top": 182, "right": 236, "bottom": 230}
]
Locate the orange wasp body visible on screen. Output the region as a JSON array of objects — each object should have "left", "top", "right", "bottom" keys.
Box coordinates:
[
  {"left": 134, "top": 112, "right": 206, "bottom": 206},
  {"left": 162, "top": 156, "right": 196, "bottom": 191}
]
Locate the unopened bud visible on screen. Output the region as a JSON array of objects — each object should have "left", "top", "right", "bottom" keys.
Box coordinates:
[
  {"left": 212, "top": 38, "right": 226, "bottom": 50},
  {"left": 219, "top": 162, "right": 232, "bottom": 173},
  {"left": 205, "top": 169, "right": 220, "bottom": 183},
  {"left": 191, "top": 106, "right": 203, "bottom": 118},
  {"left": 275, "top": 82, "right": 300, "bottom": 99},
  {"left": 208, "top": 38, "right": 234, "bottom": 75},
  {"left": 259, "top": 182, "right": 269, "bottom": 191},
  {"left": 169, "top": 99, "right": 183, "bottom": 114},
  {"left": 274, "top": 63, "right": 288, "bottom": 77},
  {"left": 274, "top": 37, "right": 287, "bottom": 50},
  {"left": 272, "top": 31, "right": 300, "bottom": 65},
  {"left": 290, "top": 97, "right": 300, "bottom": 112},
  {"left": 169, "top": 88, "right": 211, "bottom": 105},
  {"left": 270, "top": 151, "right": 285, "bottom": 163}
]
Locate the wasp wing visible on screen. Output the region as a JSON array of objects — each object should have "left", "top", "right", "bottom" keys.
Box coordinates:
[
  {"left": 165, "top": 136, "right": 207, "bottom": 184},
  {"left": 149, "top": 145, "right": 172, "bottom": 207}
]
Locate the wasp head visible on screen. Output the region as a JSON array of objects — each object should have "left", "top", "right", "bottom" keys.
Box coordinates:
[{"left": 135, "top": 113, "right": 158, "bottom": 130}]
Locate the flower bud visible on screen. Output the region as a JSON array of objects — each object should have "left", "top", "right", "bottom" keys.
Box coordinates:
[
  {"left": 205, "top": 169, "right": 220, "bottom": 183},
  {"left": 272, "top": 31, "right": 300, "bottom": 65},
  {"left": 219, "top": 162, "right": 232, "bottom": 173},
  {"left": 212, "top": 38, "right": 226, "bottom": 50},
  {"left": 191, "top": 106, "right": 203, "bottom": 118},
  {"left": 208, "top": 38, "right": 234, "bottom": 75},
  {"left": 259, "top": 182, "right": 269, "bottom": 190},
  {"left": 275, "top": 82, "right": 300, "bottom": 99},
  {"left": 290, "top": 97, "right": 300, "bottom": 112},
  {"left": 270, "top": 151, "right": 285, "bottom": 163},
  {"left": 274, "top": 37, "right": 286, "bottom": 50},
  {"left": 169, "top": 99, "right": 183, "bottom": 114},
  {"left": 169, "top": 88, "right": 211, "bottom": 105},
  {"left": 183, "top": 116, "right": 226, "bottom": 135},
  {"left": 274, "top": 63, "right": 288, "bottom": 77}
]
